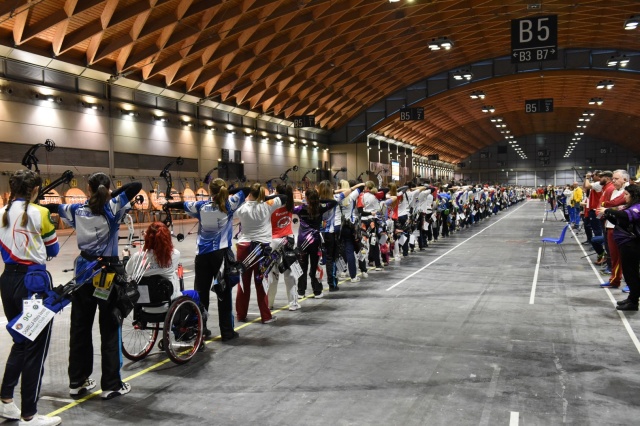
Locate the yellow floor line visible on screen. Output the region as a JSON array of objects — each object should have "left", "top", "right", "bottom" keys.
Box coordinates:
[{"left": 46, "top": 274, "right": 358, "bottom": 417}]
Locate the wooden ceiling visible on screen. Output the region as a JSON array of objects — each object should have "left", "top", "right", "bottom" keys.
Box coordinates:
[{"left": 0, "top": 0, "right": 639, "bottom": 162}]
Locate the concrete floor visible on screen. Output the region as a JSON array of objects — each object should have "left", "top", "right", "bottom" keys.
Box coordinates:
[{"left": 2, "top": 200, "right": 640, "bottom": 425}]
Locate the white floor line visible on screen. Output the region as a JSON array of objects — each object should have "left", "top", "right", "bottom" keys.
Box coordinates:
[
  {"left": 540, "top": 227, "right": 544, "bottom": 237},
  {"left": 386, "top": 202, "right": 529, "bottom": 291},
  {"left": 509, "top": 411, "right": 519, "bottom": 426},
  {"left": 530, "top": 247, "right": 542, "bottom": 305},
  {"left": 570, "top": 227, "right": 640, "bottom": 355},
  {"left": 40, "top": 395, "right": 75, "bottom": 404}
]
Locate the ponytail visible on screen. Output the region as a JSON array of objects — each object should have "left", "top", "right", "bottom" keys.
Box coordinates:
[
  {"left": 249, "top": 183, "right": 265, "bottom": 202},
  {"left": 87, "top": 172, "right": 111, "bottom": 215},
  {"left": 306, "top": 189, "right": 319, "bottom": 217},
  {"left": 209, "top": 178, "right": 228, "bottom": 213},
  {"left": 3, "top": 170, "right": 42, "bottom": 228},
  {"left": 276, "top": 183, "right": 294, "bottom": 212},
  {"left": 317, "top": 180, "right": 333, "bottom": 200}
]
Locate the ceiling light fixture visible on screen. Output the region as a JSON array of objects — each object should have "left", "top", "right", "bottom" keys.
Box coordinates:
[
  {"left": 121, "top": 109, "right": 138, "bottom": 117},
  {"left": 481, "top": 105, "right": 495, "bottom": 113},
  {"left": 428, "top": 36, "right": 454, "bottom": 51},
  {"left": 588, "top": 97, "right": 604, "bottom": 105},
  {"left": 470, "top": 90, "right": 485, "bottom": 100},
  {"left": 452, "top": 69, "right": 473, "bottom": 81},
  {"left": 596, "top": 80, "right": 614, "bottom": 89},
  {"left": 625, "top": 15, "right": 639, "bottom": 30},
  {"left": 607, "top": 55, "right": 630, "bottom": 67}
]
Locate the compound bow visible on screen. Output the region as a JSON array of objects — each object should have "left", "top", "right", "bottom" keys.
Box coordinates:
[
  {"left": 279, "top": 165, "right": 298, "bottom": 183},
  {"left": 21, "top": 139, "right": 75, "bottom": 202},
  {"left": 356, "top": 170, "right": 371, "bottom": 183},
  {"left": 159, "top": 157, "right": 185, "bottom": 242},
  {"left": 301, "top": 168, "right": 316, "bottom": 190}
]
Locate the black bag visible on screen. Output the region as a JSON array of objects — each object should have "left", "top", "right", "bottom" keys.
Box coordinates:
[
  {"left": 113, "top": 278, "right": 140, "bottom": 322},
  {"left": 138, "top": 275, "right": 174, "bottom": 303},
  {"left": 224, "top": 247, "right": 242, "bottom": 287}
]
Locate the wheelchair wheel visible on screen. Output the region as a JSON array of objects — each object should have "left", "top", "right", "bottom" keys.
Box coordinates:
[
  {"left": 121, "top": 308, "right": 160, "bottom": 361},
  {"left": 162, "top": 296, "right": 203, "bottom": 364}
]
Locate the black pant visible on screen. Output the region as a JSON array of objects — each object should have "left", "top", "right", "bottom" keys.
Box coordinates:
[
  {"left": 620, "top": 240, "right": 640, "bottom": 303},
  {"left": 298, "top": 239, "right": 322, "bottom": 295},
  {"left": 418, "top": 213, "right": 433, "bottom": 249},
  {"left": 194, "top": 250, "right": 234, "bottom": 339},
  {"left": 398, "top": 215, "right": 410, "bottom": 256},
  {"left": 363, "top": 219, "right": 382, "bottom": 268},
  {"left": 1, "top": 269, "right": 52, "bottom": 418},
  {"left": 68, "top": 280, "right": 123, "bottom": 391},
  {"left": 441, "top": 213, "right": 450, "bottom": 237},
  {"left": 322, "top": 232, "right": 338, "bottom": 290},
  {"left": 588, "top": 211, "right": 605, "bottom": 255},
  {"left": 432, "top": 216, "right": 440, "bottom": 240}
]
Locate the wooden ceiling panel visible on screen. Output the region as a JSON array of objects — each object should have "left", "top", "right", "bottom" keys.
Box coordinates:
[{"left": 1, "top": 0, "right": 640, "bottom": 161}]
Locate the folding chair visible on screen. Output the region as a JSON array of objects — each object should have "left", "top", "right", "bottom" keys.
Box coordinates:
[
  {"left": 541, "top": 224, "right": 571, "bottom": 262},
  {"left": 544, "top": 203, "right": 560, "bottom": 221}
]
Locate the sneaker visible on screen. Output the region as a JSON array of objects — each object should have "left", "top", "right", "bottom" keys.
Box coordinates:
[
  {"left": 617, "top": 298, "right": 632, "bottom": 306},
  {"left": 601, "top": 268, "right": 612, "bottom": 275},
  {"left": 600, "top": 282, "right": 619, "bottom": 288},
  {"left": 351, "top": 276, "right": 361, "bottom": 283},
  {"left": 0, "top": 401, "right": 20, "bottom": 420},
  {"left": 288, "top": 303, "right": 301, "bottom": 311},
  {"left": 375, "top": 267, "right": 382, "bottom": 271},
  {"left": 361, "top": 272, "right": 368, "bottom": 278},
  {"left": 329, "top": 286, "right": 339, "bottom": 292},
  {"left": 19, "top": 414, "right": 62, "bottom": 426},
  {"left": 338, "top": 271, "right": 348, "bottom": 279},
  {"left": 221, "top": 331, "right": 240, "bottom": 342},
  {"left": 69, "top": 378, "right": 96, "bottom": 396},
  {"left": 101, "top": 382, "right": 131, "bottom": 400},
  {"left": 617, "top": 303, "right": 639, "bottom": 311},
  {"left": 203, "top": 328, "right": 212, "bottom": 338},
  {"left": 622, "top": 286, "right": 630, "bottom": 293},
  {"left": 313, "top": 292, "right": 324, "bottom": 299},
  {"left": 297, "top": 292, "right": 305, "bottom": 298},
  {"left": 262, "top": 316, "right": 277, "bottom": 324}
]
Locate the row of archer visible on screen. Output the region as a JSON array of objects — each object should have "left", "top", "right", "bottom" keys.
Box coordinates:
[{"left": 12, "top": 139, "right": 396, "bottom": 241}]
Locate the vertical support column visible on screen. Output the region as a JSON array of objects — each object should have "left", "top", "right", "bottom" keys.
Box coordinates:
[{"left": 107, "top": 89, "right": 115, "bottom": 178}]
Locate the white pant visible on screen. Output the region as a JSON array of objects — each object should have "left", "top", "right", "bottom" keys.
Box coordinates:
[{"left": 267, "top": 237, "right": 299, "bottom": 308}]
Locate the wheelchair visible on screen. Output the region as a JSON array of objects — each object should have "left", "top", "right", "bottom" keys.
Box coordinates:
[{"left": 120, "top": 276, "right": 204, "bottom": 364}]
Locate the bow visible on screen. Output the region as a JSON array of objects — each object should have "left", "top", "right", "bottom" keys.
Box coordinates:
[
  {"left": 118, "top": 193, "right": 145, "bottom": 249},
  {"left": 279, "top": 165, "right": 298, "bottom": 183},
  {"left": 228, "top": 175, "right": 247, "bottom": 191},
  {"left": 21, "top": 139, "right": 74, "bottom": 202},
  {"left": 159, "top": 157, "right": 185, "bottom": 242},
  {"left": 301, "top": 168, "right": 316, "bottom": 190},
  {"left": 203, "top": 163, "right": 226, "bottom": 185},
  {"left": 356, "top": 170, "right": 370, "bottom": 183},
  {"left": 333, "top": 167, "right": 346, "bottom": 184}
]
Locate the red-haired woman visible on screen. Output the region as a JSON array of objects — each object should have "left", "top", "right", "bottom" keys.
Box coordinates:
[{"left": 125, "top": 222, "right": 182, "bottom": 301}]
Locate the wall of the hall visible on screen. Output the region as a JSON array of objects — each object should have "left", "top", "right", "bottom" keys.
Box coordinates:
[
  {"left": 327, "top": 142, "right": 369, "bottom": 182},
  {"left": 0, "top": 98, "right": 329, "bottom": 195},
  {"left": 453, "top": 133, "right": 640, "bottom": 186}
]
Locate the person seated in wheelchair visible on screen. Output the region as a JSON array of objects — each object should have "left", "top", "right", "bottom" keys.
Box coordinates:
[{"left": 124, "top": 222, "right": 187, "bottom": 311}]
